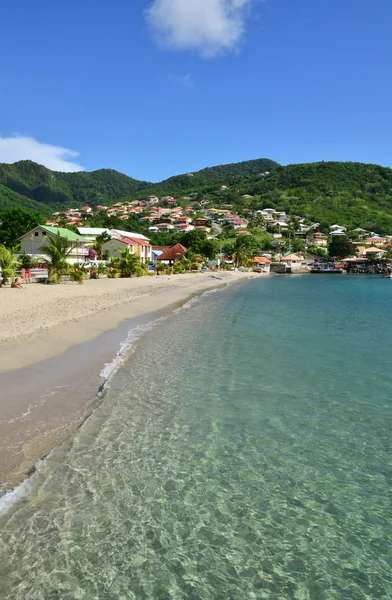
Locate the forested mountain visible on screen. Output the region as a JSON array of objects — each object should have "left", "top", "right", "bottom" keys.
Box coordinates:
[
  {"left": 248, "top": 162, "right": 392, "bottom": 232},
  {"left": 0, "top": 158, "right": 278, "bottom": 212},
  {"left": 1, "top": 158, "right": 392, "bottom": 233},
  {"left": 0, "top": 161, "right": 151, "bottom": 210},
  {"left": 0, "top": 183, "right": 53, "bottom": 215}
]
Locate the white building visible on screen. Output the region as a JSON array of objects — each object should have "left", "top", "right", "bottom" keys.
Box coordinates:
[{"left": 76, "top": 227, "right": 150, "bottom": 245}]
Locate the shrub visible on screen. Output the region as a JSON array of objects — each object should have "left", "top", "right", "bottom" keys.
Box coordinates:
[
  {"left": 48, "top": 271, "right": 61, "bottom": 284},
  {"left": 134, "top": 266, "right": 145, "bottom": 277},
  {"left": 173, "top": 262, "right": 185, "bottom": 274},
  {"left": 70, "top": 265, "right": 87, "bottom": 284},
  {"left": 106, "top": 267, "right": 118, "bottom": 278}
]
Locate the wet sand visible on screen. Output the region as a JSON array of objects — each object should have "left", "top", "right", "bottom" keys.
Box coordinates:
[{"left": 0, "top": 272, "right": 257, "bottom": 493}]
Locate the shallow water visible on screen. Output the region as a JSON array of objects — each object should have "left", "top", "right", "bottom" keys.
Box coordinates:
[{"left": 1, "top": 275, "right": 392, "bottom": 599}]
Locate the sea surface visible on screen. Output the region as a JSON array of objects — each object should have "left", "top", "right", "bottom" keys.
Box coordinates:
[{"left": 1, "top": 275, "right": 392, "bottom": 599}]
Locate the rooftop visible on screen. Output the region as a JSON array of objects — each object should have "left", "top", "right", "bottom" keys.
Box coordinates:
[
  {"left": 158, "top": 244, "right": 187, "bottom": 261},
  {"left": 252, "top": 257, "right": 272, "bottom": 264},
  {"left": 25, "top": 225, "right": 88, "bottom": 242}
]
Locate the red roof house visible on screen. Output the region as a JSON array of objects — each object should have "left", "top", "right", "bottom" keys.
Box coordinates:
[{"left": 157, "top": 243, "right": 187, "bottom": 264}]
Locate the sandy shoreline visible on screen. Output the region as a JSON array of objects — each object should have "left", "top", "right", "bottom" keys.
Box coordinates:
[{"left": 0, "top": 272, "right": 258, "bottom": 494}]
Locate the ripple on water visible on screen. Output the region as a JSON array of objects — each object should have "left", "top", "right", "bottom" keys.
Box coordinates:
[{"left": 1, "top": 276, "right": 392, "bottom": 599}]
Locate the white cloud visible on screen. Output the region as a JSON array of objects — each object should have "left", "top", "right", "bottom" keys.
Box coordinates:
[
  {"left": 0, "top": 135, "right": 85, "bottom": 172},
  {"left": 168, "top": 73, "right": 194, "bottom": 87},
  {"left": 146, "top": 0, "right": 254, "bottom": 58}
]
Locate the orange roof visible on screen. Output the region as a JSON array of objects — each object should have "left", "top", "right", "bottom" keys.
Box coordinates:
[
  {"left": 252, "top": 257, "right": 272, "bottom": 264},
  {"left": 280, "top": 253, "right": 303, "bottom": 262},
  {"left": 366, "top": 246, "right": 385, "bottom": 252}
]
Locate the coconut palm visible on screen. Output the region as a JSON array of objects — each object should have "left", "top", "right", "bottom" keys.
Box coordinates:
[
  {"left": 38, "top": 233, "right": 73, "bottom": 280},
  {"left": 116, "top": 247, "right": 139, "bottom": 277},
  {"left": 0, "top": 244, "right": 20, "bottom": 281},
  {"left": 232, "top": 237, "right": 253, "bottom": 267}
]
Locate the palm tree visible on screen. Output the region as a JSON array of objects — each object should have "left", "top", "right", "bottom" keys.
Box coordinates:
[
  {"left": 116, "top": 247, "right": 139, "bottom": 277},
  {"left": 288, "top": 217, "right": 301, "bottom": 252},
  {"left": 180, "top": 249, "right": 196, "bottom": 271},
  {"left": 0, "top": 244, "right": 20, "bottom": 281},
  {"left": 93, "top": 231, "right": 111, "bottom": 259},
  {"left": 232, "top": 237, "right": 253, "bottom": 268},
  {"left": 38, "top": 233, "right": 73, "bottom": 280}
]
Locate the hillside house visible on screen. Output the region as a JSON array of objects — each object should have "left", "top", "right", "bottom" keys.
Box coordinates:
[
  {"left": 155, "top": 223, "right": 174, "bottom": 232},
  {"left": 312, "top": 232, "right": 328, "bottom": 247}
]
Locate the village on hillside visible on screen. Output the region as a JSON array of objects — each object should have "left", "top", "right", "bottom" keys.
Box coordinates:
[{"left": 2, "top": 187, "right": 392, "bottom": 284}]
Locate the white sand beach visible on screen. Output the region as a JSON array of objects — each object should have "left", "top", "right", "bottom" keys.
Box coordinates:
[{"left": 0, "top": 272, "right": 252, "bottom": 347}]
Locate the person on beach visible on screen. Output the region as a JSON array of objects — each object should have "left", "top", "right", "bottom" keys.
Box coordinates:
[
  {"left": 11, "top": 278, "right": 23, "bottom": 289},
  {"left": 0, "top": 275, "right": 9, "bottom": 287}
]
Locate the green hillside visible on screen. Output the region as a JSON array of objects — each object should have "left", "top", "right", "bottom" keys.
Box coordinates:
[
  {"left": 0, "top": 161, "right": 151, "bottom": 210},
  {"left": 1, "top": 158, "right": 392, "bottom": 234},
  {"left": 133, "top": 158, "right": 279, "bottom": 199},
  {"left": 0, "top": 158, "right": 279, "bottom": 212},
  {"left": 0, "top": 183, "right": 53, "bottom": 215},
  {"left": 249, "top": 162, "right": 392, "bottom": 233}
]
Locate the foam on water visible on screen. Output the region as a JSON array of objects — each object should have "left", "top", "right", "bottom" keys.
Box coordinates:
[
  {"left": 0, "top": 478, "right": 32, "bottom": 518},
  {"left": 100, "top": 318, "right": 164, "bottom": 381},
  {"left": 101, "top": 285, "right": 223, "bottom": 382}
]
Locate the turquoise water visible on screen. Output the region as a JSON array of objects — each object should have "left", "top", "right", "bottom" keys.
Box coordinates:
[{"left": 1, "top": 275, "right": 392, "bottom": 599}]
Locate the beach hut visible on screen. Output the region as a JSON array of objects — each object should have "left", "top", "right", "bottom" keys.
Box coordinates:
[
  {"left": 279, "top": 253, "right": 303, "bottom": 264},
  {"left": 251, "top": 257, "right": 271, "bottom": 273}
]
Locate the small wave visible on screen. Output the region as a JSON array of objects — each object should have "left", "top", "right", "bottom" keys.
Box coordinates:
[
  {"left": 173, "top": 286, "right": 220, "bottom": 314},
  {"left": 100, "top": 317, "right": 165, "bottom": 382},
  {"left": 0, "top": 478, "right": 32, "bottom": 519},
  {"left": 100, "top": 286, "right": 223, "bottom": 382}
]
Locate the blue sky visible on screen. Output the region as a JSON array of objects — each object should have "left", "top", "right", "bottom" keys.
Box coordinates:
[{"left": 1, "top": 0, "right": 391, "bottom": 180}]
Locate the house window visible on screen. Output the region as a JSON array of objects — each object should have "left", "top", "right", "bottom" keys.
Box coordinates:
[
  {"left": 42, "top": 232, "right": 46, "bottom": 236},
  {"left": 34, "top": 232, "right": 39, "bottom": 237}
]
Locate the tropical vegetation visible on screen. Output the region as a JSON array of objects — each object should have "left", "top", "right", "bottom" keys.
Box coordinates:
[
  {"left": 248, "top": 162, "right": 392, "bottom": 233},
  {"left": 38, "top": 233, "right": 73, "bottom": 282},
  {"left": 328, "top": 236, "right": 356, "bottom": 260},
  {"left": 0, "top": 207, "right": 45, "bottom": 247},
  {"left": 232, "top": 237, "right": 254, "bottom": 267},
  {"left": 0, "top": 244, "right": 20, "bottom": 281}
]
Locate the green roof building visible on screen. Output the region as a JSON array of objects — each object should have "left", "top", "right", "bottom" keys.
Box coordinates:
[{"left": 19, "top": 225, "right": 90, "bottom": 264}]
